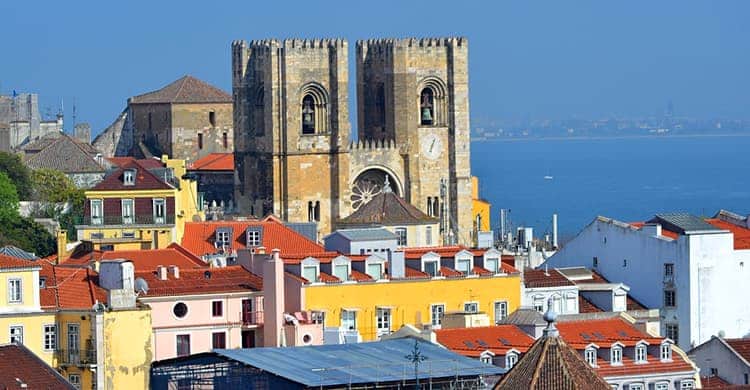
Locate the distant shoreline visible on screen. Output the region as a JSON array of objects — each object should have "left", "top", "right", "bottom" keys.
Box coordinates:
[{"left": 472, "top": 133, "right": 750, "bottom": 143}]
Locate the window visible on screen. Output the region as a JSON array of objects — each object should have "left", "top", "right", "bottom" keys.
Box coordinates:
[
  {"left": 709, "top": 367, "right": 718, "bottom": 376},
  {"left": 456, "top": 258, "right": 471, "bottom": 275},
  {"left": 43, "top": 324, "right": 56, "bottom": 351},
  {"left": 91, "top": 199, "right": 103, "bottom": 225},
  {"left": 9, "top": 326, "right": 23, "bottom": 344},
  {"left": 494, "top": 301, "right": 508, "bottom": 324},
  {"left": 209, "top": 111, "right": 216, "bottom": 127},
  {"left": 123, "top": 169, "right": 136, "bottom": 185},
  {"left": 212, "top": 332, "right": 226, "bottom": 349},
  {"left": 246, "top": 228, "right": 261, "bottom": 247},
  {"left": 311, "top": 311, "right": 325, "bottom": 325},
  {"left": 655, "top": 383, "right": 669, "bottom": 390},
  {"left": 480, "top": 354, "right": 493, "bottom": 365},
  {"left": 660, "top": 342, "right": 673, "bottom": 361},
  {"left": 464, "top": 302, "right": 479, "bottom": 313},
  {"left": 628, "top": 384, "right": 643, "bottom": 390},
  {"left": 664, "top": 263, "right": 674, "bottom": 277},
  {"left": 431, "top": 304, "right": 445, "bottom": 326},
  {"left": 173, "top": 302, "right": 188, "bottom": 318},
  {"left": 533, "top": 296, "right": 544, "bottom": 313},
  {"left": 623, "top": 259, "right": 627, "bottom": 267},
  {"left": 745, "top": 373, "right": 749, "bottom": 385},
  {"left": 593, "top": 256, "right": 598, "bottom": 267},
  {"left": 307, "top": 201, "right": 320, "bottom": 222},
  {"left": 153, "top": 198, "right": 166, "bottom": 224},
  {"left": 216, "top": 228, "right": 232, "bottom": 248},
  {"left": 67, "top": 324, "right": 79, "bottom": 353},
  {"left": 198, "top": 133, "right": 204, "bottom": 149},
  {"left": 585, "top": 347, "right": 597, "bottom": 367},
  {"left": 680, "top": 380, "right": 694, "bottom": 389},
  {"left": 176, "top": 334, "right": 190, "bottom": 357},
  {"left": 565, "top": 294, "right": 577, "bottom": 313},
  {"left": 665, "top": 324, "right": 679, "bottom": 345},
  {"left": 333, "top": 264, "right": 349, "bottom": 281},
  {"left": 424, "top": 260, "right": 439, "bottom": 277},
  {"left": 366, "top": 263, "right": 382, "bottom": 280},
  {"left": 376, "top": 308, "right": 391, "bottom": 336},
  {"left": 39, "top": 277, "right": 46, "bottom": 289},
  {"left": 341, "top": 310, "right": 357, "bottom": 330},
  {"left": 395, "top": 227, "right": 407, "bottom": 246},
  {"left": 485, "top": 258, "right": 499, "bottom": 273},
  {"left": 8, "top": 279, "right": 22, "bottom": 303},
  {"left": 611, "top": 345, "right": 623, "bottom": 365},
  {"left": 425, "top": 226, "right": 432, "bottom": 246},
  {"left": 302, "top": 265, "right": 319, "bottom": 283},
  {"left": 664, "top": 289, "right": 676, "bottom": 307},
  {"left": 301, "top": 94, "right": 316, "bottom": 134},
  {"left": 506, "top": 352, "right": 518, "bottom": 369},
  {"left": 69, "top": 374, "right": 81, "bottom": 389},
  {"left": 635, "top": 344, "right": 647, "bottom": 363},
  {"left": 420, "top": 88, "right": 434, "bottom": 126},
  {"left": 121, "top": 199, "right": 134, "bottom": 224},
  {"left": 223, "top": 132, "right": 228, "bottom": 149},
  {"left": 212, "top": 301, "right": 223, "bottom": 317}
]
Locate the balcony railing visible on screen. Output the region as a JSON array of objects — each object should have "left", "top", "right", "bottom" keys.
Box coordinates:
[
  {"left": 242, "top": 311, "right": 264, "bottom": 326},
  {"left": 77, "top": 214, "right": 175, "bottom": 226},
  {"left": 56, "top": 349, "right": 97, "bottom": 366}
]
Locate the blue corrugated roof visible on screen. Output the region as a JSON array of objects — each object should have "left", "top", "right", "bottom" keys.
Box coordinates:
[
  {"left": 214, "top": 338, "right": 503, "bottom": 387},
  {"left": 331, "top": 228, "right": 398, "bottom": 242},
  {"left": 0, "top": 245, "right": 38, "bottom": 260}
]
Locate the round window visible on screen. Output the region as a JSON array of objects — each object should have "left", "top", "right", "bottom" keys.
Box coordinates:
[
  {"left": 173, "top": 302, "right": 188, "bottom": 318},
  {"left": 302, "top": 334, "right": 312, "bottom": 344}
]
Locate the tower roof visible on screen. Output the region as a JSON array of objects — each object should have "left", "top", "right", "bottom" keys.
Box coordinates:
[
  {"left": 337, "top": 191, "right": 438, "bottom": 226},
  {"left": 129, "top": 75, "right": 232, "bottom": 104}
]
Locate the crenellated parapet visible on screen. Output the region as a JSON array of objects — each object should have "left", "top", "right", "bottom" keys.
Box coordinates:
[
  {"left": 356, "top": 37, "right": 467, "bottom": 55},
  {"left": 348, "top": 138, "right": 399, "bottom": 151}
]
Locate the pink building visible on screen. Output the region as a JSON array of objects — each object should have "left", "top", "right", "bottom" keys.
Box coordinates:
[{"left": 136, "top": 265, "right": 264, "bottom": 361}]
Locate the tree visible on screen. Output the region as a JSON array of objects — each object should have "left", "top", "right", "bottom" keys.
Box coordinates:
[
  {"left": 29, "top": 169, "right": 84, "bottom": 240},
  {"left": 0, "top": 171, "right": 55, "bottom": 257},
  {"left": 0, "top": 172, "right": 19, "bottom": 220},
  {"left": 0, "top": 152, "right": 32, "bottom": 200}
]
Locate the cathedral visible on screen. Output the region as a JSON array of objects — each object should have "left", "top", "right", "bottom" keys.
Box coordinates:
[{"left": 232, "top": 37, "right": 473, "bottom": 245}]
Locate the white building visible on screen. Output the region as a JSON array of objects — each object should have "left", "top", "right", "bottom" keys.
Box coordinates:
[
  {"left": 689, "top": 336, "right": 750, "bottom": 386},
  {"left": 521, "top": 267, "right": 580, "bottom": 314},
  {"left": 544, "top": 211, "right": 750, "bottom": 350}
]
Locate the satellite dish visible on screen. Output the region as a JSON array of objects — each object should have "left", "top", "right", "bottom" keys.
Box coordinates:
[
  {"left": 92, "top": 301, "right": 107, "bottom": 312},
  {"left": 718, "top": 330, "right": 726, "bottom": 338},
  {"left": 135, "top": 277, "right": 149, "bottom": 295}
]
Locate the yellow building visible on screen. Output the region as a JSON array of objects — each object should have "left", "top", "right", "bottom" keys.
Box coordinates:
[
  {"left": 472, "top": 176, "right": 491, "bottom": 232},
  {"left": 275, "top": 246, "right": 521, "bottom": 342},
  {"left": 76, "top": 155, "right": 203, "bottom": 251}
]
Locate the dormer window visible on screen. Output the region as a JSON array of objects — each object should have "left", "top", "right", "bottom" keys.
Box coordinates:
[
  {"left": 660, "top": 342, "right": 672, "bottom": 362},
  {"left": 485, "top": 257, "right": 499, "bottom": 273},
  {"left": 332, "top": 256, "right": 351, "bottom": 281},
  {"left": 635, "top": 343, "right": 647, "bottom": 364},
  {"left": 365, "top": 257, "right": 385, "bottom": 280},
  {"left": 455, "top": 257, "right": 471, "bottom": 275},
  {"left": 246, "top": 227, "right": 262, "bottom": 247},
  {"left": 611, "top": 344, "right": 623, "bottom": 365},
  {"left": 215, "top": 227, "right": 233, "bottom": 249},
  {"left": 424, "top": 260, "right": 439, "bottom": 277},
  {"left": 123, "top": 169, "right": 136, "bottom": 186},
  {"left": 301, "top": 258, "right": 320, "bottom": 283},
  {"left": 505, "top": 351, "right": 518, "bottom": 369},
  {"left": 584, "top": 346, "right": 597, "bottom": 367}
]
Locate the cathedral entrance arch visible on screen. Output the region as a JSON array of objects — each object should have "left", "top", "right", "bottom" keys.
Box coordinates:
[{"left": 350, "top": 167, "right": 402, "bottom": 210}]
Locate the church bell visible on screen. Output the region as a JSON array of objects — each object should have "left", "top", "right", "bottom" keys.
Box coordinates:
[
  {"left": 421, "top": 107, "right": 433, "bottom": 122},
  {"left": 302, "top": 103, "right": 314, "bottom": 126}
]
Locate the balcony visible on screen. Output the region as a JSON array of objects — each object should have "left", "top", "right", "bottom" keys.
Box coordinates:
[
  {"left": 56, "top": 349, "right": 97, "bottom": 366},
  {"left": 76, "top": 214, "right": 175, "bottom": 227},
  {"left": 242, "top": 311, "right": 264, "bottom": 326},
  {"left": 663, "top": 274, "right": 675, "bottom": 285}
]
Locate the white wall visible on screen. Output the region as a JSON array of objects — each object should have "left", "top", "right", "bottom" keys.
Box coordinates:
[{"left": 690, "top": 337, "right": 750, "bottom": 385}]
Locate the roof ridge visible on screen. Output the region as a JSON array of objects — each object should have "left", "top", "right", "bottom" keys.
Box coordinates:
[{"left": 173, "top": 75, "right": 190, "bottom": 102}]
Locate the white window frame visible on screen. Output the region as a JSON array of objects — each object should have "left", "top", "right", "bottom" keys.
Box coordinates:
[
  {"left": 216, "top": 230, "right": 230, "bottom": 247},
  {"left": 680, "top": 380, "right": 694, "bottom": 389},
  {"left": 660, "top": 342, "right": 673, "bottom": 362},
  {"left": 430, "top": 304, "right": 445, "bottom": 327},
  {"left": 635, "top": 343, "right": 647, "bottom": 363},
  {"left": 505, "top": 351, "right": 518, "bottom": 368},
  {"left": 464, "top": 301, "right": 479, "bottom": 313},
  {"left": 341, "top": 310, "right": 357, "bottom": 330},
  {"left": 628, "top": 384, "right": 644, "bottom": 390},
  {"left": 533, "top": 295, "right": 545, "bottom": 312},
  {"left": 90, "top": 199, "right": 103, "bottom": 225},
  {"left": 333, "top": 264, "right": 350, "bottom": 281},
  {"left": 565, "top": 293, "right": 577, "bottom": 314},
  {"left": 176, "top": 334, "right": 191, "bottom": 357},
  {"left": 8, "top": 278, "right": 22, "bottom": 303},
  {"left": 611, "top": 344, "right": 623, "bottom": 365},
  {"left": 365, "top": 257, "right": 385, "bottom": 280},
  {"left": 247, "top": 230, "right": 261, "bottom": 246},
  {"left": 480, "top": 350, "right": 494, "bottom": 365},
  {"left": 376, "top": 307, "right": 391, "bottom": 336},
  {"left": 211, "top": 300, "right": 224, "bottom": 318},
  {"left": 585, "top": 346, "right": 598, "bottom": 367},
  {"left": 123, "top": 169, "right": 136, "bottom": 185},
  {"left": 425, "top": 226, "right": 432, "bottom": 246},
  {"left": 654, "top": 383, "right": 669, "bottom": 390},
  {"left": 395, "top": 227, "right": 407, "bottom": 246},
  {"left": 494, "top": 301, "right": 508, "bottom": 324},
  {"left": 121, "top": 198, "right": 134, "bottom": 224},
  {"left": 456, "top": 258, "right": 472, "bottom": 275},
  {"left": 69, "top": 374, "right": 81, "bottom": 389},
  {"left": 43, "top": 324, "right": 57, "bottom": 351},
  {"left": 153, "top": 198, "right": 166, "bottom": 224},
  {"left": 484, "top": 257, "right": 499, "bottom": 273},
  {"left": 9, "top": 325, "right": 23, "bottom": 344}
]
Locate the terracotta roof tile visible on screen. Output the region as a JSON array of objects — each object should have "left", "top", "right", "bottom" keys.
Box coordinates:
[
  {"left": 92, "top": 159, "right": 172, "bottom": 191},
  {"left": 96, "top": 243, "right": 206, "bottom": 271},
  {"left": 404, "top": 266, "right": 430, "bottom": 279},
  {"left": 524, "top": 268, "right": 575, "bottom": 288},
  {"left": 724, "top": 338, "right": 750, "bottom": 364},
  {"left": 701, "top": 375, "right": 750, "bottom": 389},
  {"left": 705, "top": 219, "right": 750, "bottom": 250},
  {"left": 574, "top": 271, "right": 649, "bottom": 310},
  {"left": 578, "top": 295, "right": 603, "bottom": 313},
  {"left": 0, "top": 343, "right": 76, "bottom": 389},
  {"left": 435, "top": 325, "right": 534, "bottom": 357},
  {"left": 0, "top": 253, "right": 40, "bottom": 270},
  {"left": 629, "top": 222, "right": 681, "bottom": 239},
  {"left": 350, "top": 270, "right": 373, "bottom": 282},
  {"left": 51, "top": 267, "right": 107, "bottom": 310},
  {"left": 190, "top": 153, "right": 234, "bottom": 171},
  {"left": 338, "top": 191, "right": 438, "bottom": 226},
  {"left": 181, "top": 217, "right": 325, "bottom": 257},
  {"left": 129, "top": 75, "right": 232, "bottom": 104},
  {"left": 472, "top": 266, "right": 493, "bottom": 276},
  {"left": 136, "top": 265, "right": 261, "bottom": 297},
  {"left": 318, "top": 272, "right": 340, "bottom": 283},
  {"left": 440, "top": 266, "right": 463, "bottom": 277}
]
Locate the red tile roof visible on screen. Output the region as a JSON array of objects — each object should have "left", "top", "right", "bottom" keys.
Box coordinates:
[
  {"left": 403, "top": 245, "right": 476, "bottom": 259},
  {"left": 574, "top": 270, "right": 649, "bottom": 311},
  {"left": 0, "top": 253, "right": 40, "bottom": 270},
  {"left": 136, "top": 265, "right": 261, "bottom": 297},
  {"left": 190, "top": 153, "right": 234, "bottom": 171},
  {"left": 0, "top": 343, "right": 76, "bottom": 389},
  {"left": 404, "top": 266, "right": 430, "bottom": 279},
  {"left": 181, "top": 217, "right": 325, "bottom": 256},
  {"left": 97, "top": 243, "right": 206, "bottom": 271},
  {"left": 92, "top": 159, "right": 172, "bottom": 191},
  {"left": 350, "top": 270, "right": 374, "bottom": 282},
  {"left": 318, "top": 272, "right": 340, "bottom": 283},
  {"left": 37, "top": 263, "right": 108, "bottom": 310},
  {"left": 578, "top": 296, "right": 604, "bottom": 313},
  {"left": 472, "top": 266, "right": 493, "bottom": 276},
  {"left": 724, "top": 338, "right": 750, "bottom": 364},
  {"left": 440, "top": 266, "right": 464, "bottom": 277},
  {"left": 701, "top": 375, "right": 750, "bottom": 389},
  {"left": 705, "top": 219, "right": 750, "bottom": 250},
  {"left": 524, "top": 268, "right": 575, "bottom": 288},
  {"left": 129, "top": 75, "right": 232, "bottom": 104},
  {"left": 630, "top": 222, "right": 680, "bottom": 239},
  {"left": 280, "top": 252, "right": 367, "bottom": 264},
  {"left": 435, "top": 325, "right": 534, "bottom": 357}
]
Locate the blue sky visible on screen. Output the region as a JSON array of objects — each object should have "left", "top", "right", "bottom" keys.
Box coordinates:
[{"left": 1, "top": 0, "right": 748, "bottom": 133}]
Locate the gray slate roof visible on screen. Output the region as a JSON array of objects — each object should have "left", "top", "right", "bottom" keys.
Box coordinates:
[
  {"left": 331, "top": 228, "right": 398, "bottom": 242},
  {"left": 129, "top": 75, "right": 232, "bottom": 104},
  {"left": 213, "top": 338, "right": 503, "bottom": 387},
  {"left": 499, "top": 308, "right": 546, "bottom": 326},
  {"left": 23, "top": 133, "right": 104, "bottom": 173},
  {"left": 0, "top": 245, "right": 38, "bottom": 260},
  {"left": 652, "top": 213, "right": 722, "bottom": 234}
]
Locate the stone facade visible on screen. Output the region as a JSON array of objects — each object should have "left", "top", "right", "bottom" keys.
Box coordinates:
[{"left": 233, "top": 37, "right": 473, "bottom": 244}]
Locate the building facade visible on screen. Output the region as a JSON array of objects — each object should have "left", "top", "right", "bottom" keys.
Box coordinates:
[
  {"left": 232, "top": 37, "right": 473, "bottom": 244},
  {"left": 689, "top": 336, "right": 750, "bottom": 386}
]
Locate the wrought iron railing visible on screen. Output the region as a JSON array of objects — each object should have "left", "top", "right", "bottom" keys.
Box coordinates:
[
  {"left": 242, "top": 311, "right": 264, "bottom": 326},
  {"left": 56, "top": 348, "right": 97, "bottom": 365},
  {"left": 77, "top": 214, "right": 175, "bottom": 226}
]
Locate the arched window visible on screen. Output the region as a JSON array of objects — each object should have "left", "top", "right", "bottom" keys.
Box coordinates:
[
  {"left": 302, "top": 94, "right": 316, "bottom": 134},
  {"left": 420, "top": 88, "right": 434, "bottom": 126}
]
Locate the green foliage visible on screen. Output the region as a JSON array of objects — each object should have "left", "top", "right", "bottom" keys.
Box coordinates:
[
  {"left": 0, "top": 215, "right": 56, "bottom": 257},
  {"left": 29, "top": 168, "right": 85, "bottom": 240},
  {"left": 0, "top": 152, "right": 32, "bottom": 199},
  {"left": 0, "top": 172, "right": 19, "bottom": 220}
]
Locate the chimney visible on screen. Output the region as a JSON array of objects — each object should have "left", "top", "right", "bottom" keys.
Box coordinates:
[
  {"left": 168, "top": 265, "right": 180, "bottom": 279},
  {"left": 55, "top": 230, "right": 68, "bottom": 265},
  {"left": 263, "top": 248, "right": 284, "bottom": 347},
  {"left": 390, "top": 251, "right": 405, "bottom": 279},
  {"left": 552, "top": 214, "right": 558, "bottom": 249},
  {"left": 256, "top": 246, "right": 266, "bottom": 255},
  {"left": 157, "top": 265, "right": 168, "bottom": 280}
]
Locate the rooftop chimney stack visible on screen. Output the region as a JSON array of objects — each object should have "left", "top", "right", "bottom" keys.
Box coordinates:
[{"left": 263, "top": 248, "right": 285, "bottom": 347}]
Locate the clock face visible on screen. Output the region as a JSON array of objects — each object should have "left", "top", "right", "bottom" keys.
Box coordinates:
[{"left": 422, "top": 134, "right": 443, "bottom": 160}]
